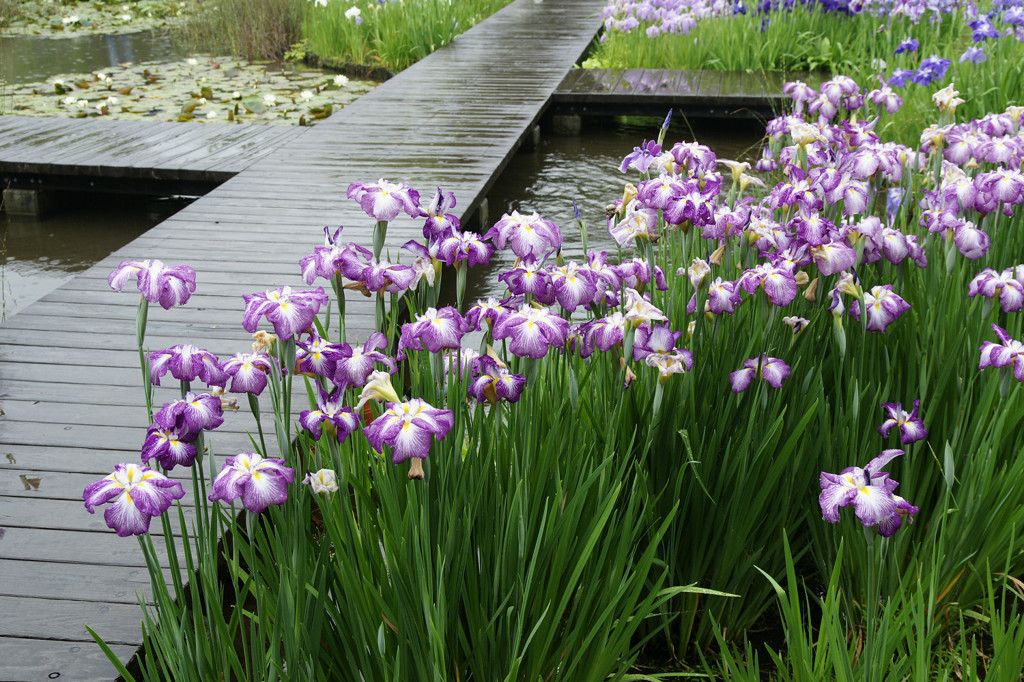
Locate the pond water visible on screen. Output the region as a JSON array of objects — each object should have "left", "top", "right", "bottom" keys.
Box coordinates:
[
  {"left": 0, "top": 193, "right": 195, "bottom": 319},
  {"left": 0, "top": 30, "right": 181, "bottom": 85},
  {"left": 475, "top": 115, "right": 765, "bottom": 298}
]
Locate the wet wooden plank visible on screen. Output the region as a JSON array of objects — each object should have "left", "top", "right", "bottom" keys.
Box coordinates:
[
  {"left": 0, "top": 2, "right": 607, "bottom": 679},
  {"left": 0, "top": 636, "right": 137, "bottom": 682}
]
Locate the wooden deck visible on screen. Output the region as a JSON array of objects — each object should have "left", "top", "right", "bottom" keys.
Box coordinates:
[
  {"left": 0, "top": 0, "right": 606, "bottom": 679},
  {"left": 0, "top": 116, "right": 308, "bottom": 194},
  {"left": 552, "top": 68, "right": 793, "bottom": 119}
]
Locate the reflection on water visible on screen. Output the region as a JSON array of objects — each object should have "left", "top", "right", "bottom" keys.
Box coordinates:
[
  {"left": 472, "top": 115, "right": 765, "bottom": 298},
  {"left": 1, "top": 193, "right": 195, "bottom": 319},
  {"left": 0, "top": 31, "right": 181, "bottom": 85}
]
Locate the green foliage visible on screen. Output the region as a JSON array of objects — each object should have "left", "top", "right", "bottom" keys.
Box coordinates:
[
  {"left": 588, "top": 6, "right": 1022, "bottom": 145},
  {"left": 303, "top": 0, "right": 516, "bottom": 73},
  {"left": 178, "top": 0, "right": 309, "bottom": 62}
]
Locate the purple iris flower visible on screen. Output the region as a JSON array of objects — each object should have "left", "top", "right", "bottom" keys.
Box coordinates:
[
  {"left": 492, "top": 303, "right": 570, "bottom": 359},
  {"left": 141, "top": 422, "right": 199, "bottom": 470},
  {"left": 819, "top": 449, "right": 915, "bottom": 536},
  {"left": 887, "top": 69, "right": 915, "bottom": 88},
  {"left": 979, "top": 323, "right": 1024, "bottom": 381},
  {"left": 670, "top": 141, "right": 717, "bottom": 174},
  {"left": 707, "top": 277, "right": 743, "bottom": 314},
  {"left": 334, "top": 333, "right": 396, "bottom": 388},
  {"left": 879, "top": 400, "right": 928, "bottom": 444},
  {"left": 953, "top": 222, "right": 991, "bottom": 260},
  {"left": 549, "top": 261, "right": 599, "bottom": 312},
  {"left": 729, "top": 355, "right": 791, "bottom": 393},
  {"left": 299, "top": 388, "right": 359, "bottom": 443},
  {"left": 154, "top": 392, "right": 225, "bottom": 440},
  {"left": 363, "top": 398, "right": 455, "bottom": 464},
  {"left": 913, "top": 56, "right": 952, "bottom": 86},
  {"left": 295, "top": 330, "right": 343, "bottom": 379},
  {"left": 968, "top": 267, "right": 1024, "bottom": 312},
  {"left": 242, "top": 286, "right": 328, "bottom": 341},
  {"left": 436, "top": 230, "right": 494, "bottom": 267},
  {"left": 467, "top": 356, "right": 527, "bottom": 405},
  {"left": 422, "top": 187, "right": 460, "bottom": 239},
  {"left": 465, "top": 296, "right": 516, "bottom": 332},
  {"left": 810, "top": 240, "right": 857, "bottom": 277},
  {"left": 209, "top": 453, "right": 295, "bottom": 514},
  {"left": 969, "top": 16, "right": 1001, "bottom": 41},
  {"left": 398, "top": 306, "right": 470, "bottom": 356},
  {"left": 84, "top": 463, "right": 185, "bottom": 537},
  {"left": 339, "top": 243, "right": 417, "bottom": 295},
  {"left": 346, "top": 179, "right": 425, "bottom": 222},
  {"left": 149, "top": 344, "right": 227, "bottom": 388},
  {"left": 893, "top": 37, "right": 919, "bottom": 54},
  {"left": 300, "top": 226, "right": 347, "bottom": 284},
  {"left": 620, "top": 139, "right": 663, "bottom": 174},
  {"left": 866, "top": 84, "right": 903, "bottom": 114},
  {"left": 485, "top": 211, "right": 563, "bottom": 259},
  {"left": 960, "top": 46, "right": 987, "bottom": 63},
  {"left": 633, "top": 323, "right": 693, "bottom": 380},
  {"left": 738, "top": 263, "right": 798, "bottom": 307},
  {"left": 222, "top": 351, "right": 278, "bottom": 395},
  {"left": 579, "top": 311, "right": 627, "bottom": 358},
  {"left": 862, "top": 285, "right": 911, "bottom": 333},
  {"left": 609, "top": 198, "right": 660, "bottom": 246},
  {"left": 108, "top": 259, "right": 197, "bottom": 309},
  {"left": 498, "top": 256, "right": 554, "bottom": 303}
]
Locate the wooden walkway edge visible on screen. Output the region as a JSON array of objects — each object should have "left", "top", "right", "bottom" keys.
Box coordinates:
[{"left": 0, "top": 1, "right": 607, "bottom": 679}]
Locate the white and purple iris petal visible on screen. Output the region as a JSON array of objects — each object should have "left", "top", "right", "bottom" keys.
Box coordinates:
[
  {"left": 83, "top": 463, "right": 185, "bottom": 536},
  {"left": 335, "top": 333, "right": 395, "bottom": 388},
  {"left": 485, "top": 210, "right": 563, "bottom": 259},
  {"left": 108, "top": 259, "right": 197, "bottom": 309},
  {"left": 363, "top": 399, "right": 454, "bottom": 464},
  {"left": 863, "top": 285, "right": 911, "bottom": 333},
  {"left": 398, "top": 306, "right": 470, "bottom": 355},
  {"left": 209, "top": 453, "right": 295, "bottom": 514},
  {"left": 878, "top": 400, "right": 928, "bottom": 444},
  {"left": 467, "top": 357, "right": 526, "bottom": 405},
  {"left": 729, "top": 355, "right": 791, "bottom": 393},
  {"left": 819, "top": 449, "right": 907, "bottom": 534},
  {"left": 347, "top": 178, "right": 425, "bottom": 222},
  {"left": 155, "top": 392, "right": 225, "bottom": 439},
  {"left": 299, "top": 389, "right": 359, "bottom": 443},
  {"left": 242, "top": 286, "right": 328, "bottom": 341},
  {"left": 968, "top": 267, "right": 1024, "bottom": 312},
  {"left": 979, "top": 323, "right": 1024, "bottom": 381},
  {"left": 492, "top": 304, "right": 570, "bottom": 359},
  {"left": 223, "top": 352, "right": 277, "bottom": 396},
  {"left": 149, "top": 344, "right": 227, "bottom": 388},
  {"left": 141, "top": 423, "right": 199, "bottom": 470}
]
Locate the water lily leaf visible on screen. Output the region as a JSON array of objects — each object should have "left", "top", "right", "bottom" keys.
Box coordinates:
[
  {"left": 181, "top": 102, "right": 199, "bottom": 114},
  {"left": 177, "top": 113, "right": 194, "bottom": 122},
  {"left": 200, "top": 86, "right": 214, "bottom": 100},
  {"left": 118, "top": 87, "right": 134, "bottom": 95}
]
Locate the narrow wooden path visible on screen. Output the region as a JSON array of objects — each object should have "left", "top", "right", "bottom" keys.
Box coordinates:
[
  {"left": 0, "top": 1, "right": 606, "bottom": 679},
  {"left": 0, "top": 116, "right": 307, "bottom": 193}
]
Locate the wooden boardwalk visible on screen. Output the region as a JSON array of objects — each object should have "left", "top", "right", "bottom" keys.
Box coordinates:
[
  {"left": 552, "top": 67, "right": 792, "bottom": 119},
  {"left": 0, "top": 116, "right": 307, "bottom": 194},
  {"left": 0, "top": 0, "right": 606, "bottom": 679}
]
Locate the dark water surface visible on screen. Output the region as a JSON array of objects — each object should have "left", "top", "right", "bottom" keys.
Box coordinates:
[
  {"left": 1, "top": 194, "right": 195, "bottom": 319},
  {"left": 0, "top": 31, "right": 181, "bottom": 85},
  {"left": 476, "top": 115, "right": 765, "bottom": 297}
]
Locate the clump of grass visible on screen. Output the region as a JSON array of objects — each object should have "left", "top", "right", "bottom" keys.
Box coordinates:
[
  {"left": 177, "top": 0, "right": 308, "bottom": 62},
  {"left": 303, "top": 0, "right": 517, "bottom": 73},
  {"left": 0, "top": 0, "right": 23, "bottom": 26}
]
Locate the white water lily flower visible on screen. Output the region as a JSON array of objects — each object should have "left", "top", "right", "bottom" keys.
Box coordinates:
[
  {"left": 120, "top": 13, "right": 132, "bottom": 21},
  {"left": 62, "top": 15, "right": 79, "bottom": 25},
  {"left": 185, "top": 57, "right": 199, "bottom": 66},
  {"left": 61, "top": 96, "right": 77, "bottom": 106},
  {"left": 232, "top": 91, "right": 242, "bottom": 100},
  {"left": 263, "top": 94, "right": 277, "bottom": 106},
  {"left": 206, "top": 110, "right": 219, "bottom": 119},
  {"left": 333, "top": 74, "right": 349, "bottom": 87},
  {"left": 105, "top": 96, "right": 118, "bottom": 106},
  {"left": 300, "top": 90, "right": 314, "bottom": 102},
  {"left": 76, "top": 99, "right": 89, "bottom": 108}
]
